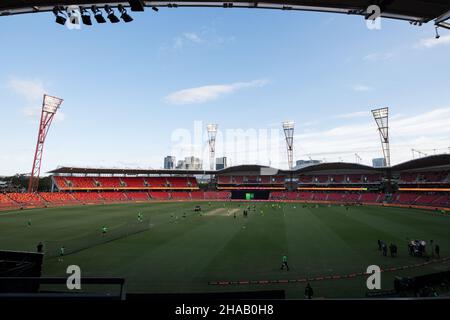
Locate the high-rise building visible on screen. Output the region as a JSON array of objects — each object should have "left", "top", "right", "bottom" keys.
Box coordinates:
[
  {"left": 164, "top": 156, "right": 176, "bottom": 169},
  {"left": 216, "top": 157, "right": 227, "bottom": 170},
  {"left": 372, "top": 158, "right": 387, "bottom": 168},
  {"left": 175, "top": 156, "right": 203, "bottom": 170}
]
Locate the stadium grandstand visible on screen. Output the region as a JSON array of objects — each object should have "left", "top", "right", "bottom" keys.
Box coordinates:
[{"left": 1, "top": 154, "right": 448, "bottom": 211}]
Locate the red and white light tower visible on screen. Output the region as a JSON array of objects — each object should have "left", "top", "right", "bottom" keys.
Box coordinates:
[
  {"left": 28, "top": 94, "right": 64, "bottom": 193},
  {"left": 282, "top": 121, "right": 295, "bottom": 170},
  {"left": 371, "top": 107, "right": 390, "bottom": 167}
]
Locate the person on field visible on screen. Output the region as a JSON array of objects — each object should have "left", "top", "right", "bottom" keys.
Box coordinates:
[
  {"left": 389, "top": 243, "right": 397, "bottom": 257},
  {"left": 36, "top": 241, "right": 44, "bottom": 253},
  {"left": 280, "top": 255, "right": 290, "bottom": 271},
  {"left": 435, "top": 244, "right": 440, "bottom": 258},
  {"left": 58, "top": 246, "right": 65, "bottom": 262},
  {"left": 377, "top": 240, "right": 382, "bottom": 251},
  {"left": 138, "top": 212, "right": 143, "bottom": 222},
  {"left": 382, "top": 242, "right": 387, "bottom": 256},
  {"left": 102, "top": 225, "right": 108, "bottom": 236},
  {"left": 304, "top": 283, "right": 314, "bottom": 299}
]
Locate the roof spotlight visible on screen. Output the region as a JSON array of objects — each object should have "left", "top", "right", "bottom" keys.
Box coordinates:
[
  {"left": 105, "top": 5, "right": 120, "bottom": 23},
  {"left": 91, "top": 5, "right": 106, "bottom": 23},
  {"left": 435, "top": 26, "right": 440, "bottom": 39},
  {"left": 52, "top": 6, "right": 67, "bottom": 25},
  {"left": 80, "top": 8, "right": 92, "bottom": 25},
  {"left": 118, "top": 5, "right": 133, "bottom": 22}
]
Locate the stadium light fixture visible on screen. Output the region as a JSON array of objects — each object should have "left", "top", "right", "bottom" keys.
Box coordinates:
[
  {"left": 152, "top": 6, "right": 159, "bottom": 12},
  {"left": 92, "top": 6, "right": 106, "bottom": 23},
  {"left": 282, "top": 121, "right": 295, "bottom": 170},
  {"left": 207, "top": 124, "right": 218, "bottom": 171},
  {"left": 28, "top": 94, "right": 64, "bottom": 193},
  {"left": 52, "top": 6, "right": 67, "bottom": 25},
  {"left": 105, "top": 5, "right": 120, "bottom": 23},
  {"left": 118, "top": 5, "right": 133, "bottom": 23},
  {"left": 80, "top": 8, "right": 92, "bottom": 25},
  {"left": 128, "top": 0, "right": 145, "bottom": 12},
  {"left": 371, "top": 107, "right": 390, "bottom": 167},
  {"left": 435, "top": 26, "right": 441, "bottom": 39}
]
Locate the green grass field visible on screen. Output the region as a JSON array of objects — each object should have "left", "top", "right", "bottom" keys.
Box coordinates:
[{"left": 1, "top": 201, "right": 450, "bottom": 298}]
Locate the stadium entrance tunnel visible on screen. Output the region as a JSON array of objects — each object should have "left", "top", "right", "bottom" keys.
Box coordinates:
[{"left": 231, "top": 190, "right": 270, "bottom": 200}]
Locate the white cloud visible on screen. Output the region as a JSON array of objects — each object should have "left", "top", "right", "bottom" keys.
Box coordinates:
[
  {"left": 183, "top": 32, "right": 204, "bottom": 44},
  {"left": 352, "top": 84, "right": 373, "bottom": 92},
  {"left": 20, "top": 106, "right": 66, "bottom": 123},
  {"left": 164, "top": 79, "right": 269, "bottom": 105},
  {"left": 173, "top": 32, "right": 204, "bottom": 49},
  {"left": 294, "top": 107, "right": 450, "bottom": 165},
  {"left": 363, "top": 52, "right": 394, "bottom": 61},
  {"left": 8, "top": 77, "right": 45, "bottom": 101},
  {"left": 7, "top": 77, "right": 65, "bottom": 122},
  {"left": 415, "top": 34, "right": 450, "bottom": 48}
]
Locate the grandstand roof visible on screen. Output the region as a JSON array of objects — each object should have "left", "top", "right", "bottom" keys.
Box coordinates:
[
  {"left": 48, "top": 166, "right": 215, "bottom": 175},
  {"left": 49, "top": 155, "right": 449, "bottom": 176},
  {"left": 293, "top": 162, "right": 381, "bottom": 174},
  {"left": 216, "top": 165, "right": 285, "bottom": 175},
  {"left": 1, "top": 0, "right": 449, "bottom": 24},
  {"left": 391, "top": 154, "right": 450, "bottom": 172}
]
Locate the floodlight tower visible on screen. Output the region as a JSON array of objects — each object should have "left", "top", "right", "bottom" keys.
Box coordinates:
[
  {"left": 28, "top": 94, "right": 64, "bottom": 193},
  {"left": 282, "top": 121, "right": 295, "bottom": 170},
  {"left": 371, "top": 107, "right": 390, "bottom": 167},
  {"left": 206, "top": 124, "right": 218, "bottom": 171}
]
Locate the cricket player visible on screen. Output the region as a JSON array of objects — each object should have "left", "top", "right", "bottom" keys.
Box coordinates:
[
  {"left": 280, "top": 255, "right": 290, "bottom": 271},
  {"left": 58, "top": 246, "right": 65, "bottom": 262}
]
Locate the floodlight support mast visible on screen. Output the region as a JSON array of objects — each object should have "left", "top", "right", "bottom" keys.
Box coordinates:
[
  {"left": 28, "top": 94, "right": 63, "bottom": 193},
  {"left": 282, "top": 121, "right": 295, "bottom": 170},
  {"left": 371, "top": 107, "right": 390, "bottom": 167},
  {"left": 206, "top": 124, "right": 218, "bottom": 171}
]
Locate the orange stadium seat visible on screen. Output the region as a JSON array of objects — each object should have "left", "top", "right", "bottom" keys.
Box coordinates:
[
  {"left": 65, "top": 177, "right": 96, "bottom": 188},
  {"left": 147, "top": 177, "right": 168, "bottom": 188},
  {"left": 72, "top": 192, "right": 102, "bottom": 202},
  {"left": 171, "top": 192, "right": 191, "bottom": 200},
  {"left": 126, "top": 192, "right": 150, "bottom": 200},
  {"left": 149, "top": 192, "right": 170, "bottom": 200},
  {"left": 190, "top": 191, "right": 204, "bottom": 199},
  {"left": 167, "top": 177, "right": 190, "bottom": 188},
  {"left": 95, "top": 177, "right": 122, "bottom": 188},
  {"left": 39, "top": 192, "right": 77, "bottom": 204},
  {"left": 0, "top": 193, "right": 18, "bottom": 208},
  {"left": 7, "top": 193, "right": 45, "bottom": 204},
  {"left": 122, "top": 177, "right": 146, "bottom": 188},
  {"left": 100, "top": 192, "right": 127, "bottom": 201}
]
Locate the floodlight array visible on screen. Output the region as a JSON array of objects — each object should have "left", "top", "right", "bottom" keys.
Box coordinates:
[{"left": 52, "top": 5, "right": 139, "bottom": 26}]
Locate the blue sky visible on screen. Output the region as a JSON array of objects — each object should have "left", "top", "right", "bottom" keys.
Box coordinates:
[{"left": 1, "top": 8, "right": 450, "bottom": 175}]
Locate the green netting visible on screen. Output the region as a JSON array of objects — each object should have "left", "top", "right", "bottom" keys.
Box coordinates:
[{"left": 43, "top": 219, "right": 151, "bottom": 258}]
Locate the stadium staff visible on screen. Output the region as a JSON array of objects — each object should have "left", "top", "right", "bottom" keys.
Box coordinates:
[{"left": 305, "top": 283, "right": 314, "bottom": 299}]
